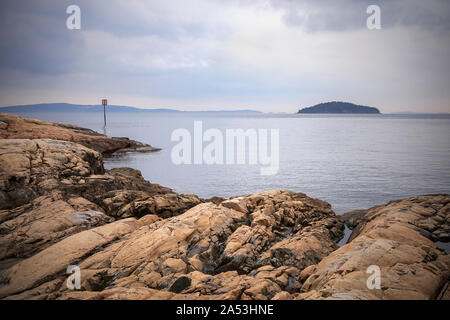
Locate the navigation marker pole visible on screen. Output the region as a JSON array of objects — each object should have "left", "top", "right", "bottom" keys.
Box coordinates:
[{"left": 102, "top": 99, "right": 108, "bottom": 127}]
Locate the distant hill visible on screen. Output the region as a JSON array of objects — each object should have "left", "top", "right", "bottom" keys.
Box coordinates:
[
  {"left": 298, "top": 101, "right": 380, "bottom": 114},
  {"left": 0, "top": 103, "right": 263, "bottom": 114}
]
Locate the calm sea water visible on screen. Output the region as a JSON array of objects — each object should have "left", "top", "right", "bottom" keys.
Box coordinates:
[{"left": 11, "top": 112, "right": 450, "bottom": 214}]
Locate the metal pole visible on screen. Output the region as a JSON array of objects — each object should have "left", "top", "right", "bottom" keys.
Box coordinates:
[{"left": 103, "top": 104, "right": 106, "bottom": 126}]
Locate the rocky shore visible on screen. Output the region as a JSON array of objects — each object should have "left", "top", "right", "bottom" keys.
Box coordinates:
[
  {"left": 0, "top": 113, "right": 160, "bottom": 155},
  {"left": 0, "top": 114, "right": 448, "bottom": 300}
]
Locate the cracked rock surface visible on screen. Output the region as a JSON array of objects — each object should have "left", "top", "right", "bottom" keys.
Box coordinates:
[
  {"left": 298, "top": 195, "right": 450, "bottom": 300},
  {"left": 0, "top": 139, "right": 201, "bottom": 270},
  {"left": 0, "top": 190, "right": 345, "bottom": 300}
]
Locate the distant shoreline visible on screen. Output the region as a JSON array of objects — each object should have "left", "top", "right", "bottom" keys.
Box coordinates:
[
  {"left": 1, "top": 102, "right": 448, "bottom": 116},
  {"left": 0, "top": 103, "right": 263, "bottom": 114}
]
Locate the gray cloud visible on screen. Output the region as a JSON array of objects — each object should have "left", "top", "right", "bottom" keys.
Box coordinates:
[
  {"left": 271, "top": 0, "right": 450, "bottom": 32},
  {"left": 0, "top": 0, "right": 85, "bottom": 75},
  {"left": 0, "top": 0, "right": 449, "bottom": 112}
]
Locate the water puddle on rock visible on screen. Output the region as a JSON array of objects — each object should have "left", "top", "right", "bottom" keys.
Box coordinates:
[
  {"left": 337, "top": 224, "right": 353, "bottom": 247},
  {"left": 435, "top": 241, "right": 450, "bottom": 254}
]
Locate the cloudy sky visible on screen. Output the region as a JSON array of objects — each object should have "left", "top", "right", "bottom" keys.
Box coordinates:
[{"left": 0, "top": 0, "right": 449, "bottom": 113}]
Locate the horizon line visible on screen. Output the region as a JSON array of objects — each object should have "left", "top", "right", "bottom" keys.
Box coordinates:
[{"left": 1, "top": 102, "right": 450, "bottom": 115}]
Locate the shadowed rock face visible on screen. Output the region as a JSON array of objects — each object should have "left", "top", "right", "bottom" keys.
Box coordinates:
[
  {"left": 0, "top": 139, "right": 104, "bottom": 209},
  {"left": 0, "top": 113, "right": 160, "bottom": 155}
]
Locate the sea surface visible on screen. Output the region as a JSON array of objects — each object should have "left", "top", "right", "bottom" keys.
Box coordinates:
[{"left": 11, "top": 112, "right": 450, "bottom": 214}]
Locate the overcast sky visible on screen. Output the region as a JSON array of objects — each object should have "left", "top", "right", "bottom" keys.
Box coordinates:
[{"left": 0, "top": 0, "right": 449, "bottom": 113}]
